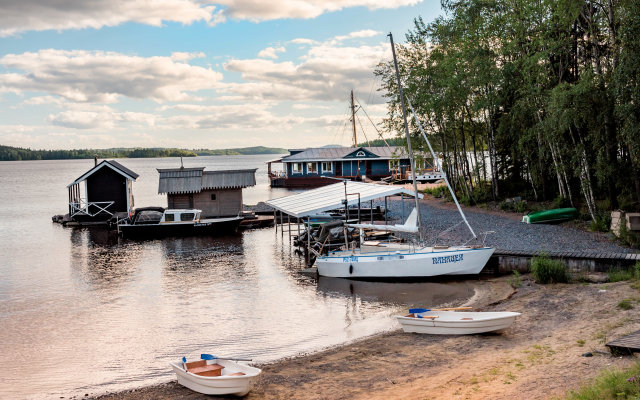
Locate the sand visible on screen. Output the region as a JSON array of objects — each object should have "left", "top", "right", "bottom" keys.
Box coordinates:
[{"left": 90, "top": 275, "right": 640, "bottom": 400}]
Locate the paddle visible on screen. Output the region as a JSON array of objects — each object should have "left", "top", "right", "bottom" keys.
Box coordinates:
[
  {"left": 182, "top": 356, "right": 187, "bottom": 372},
  {"left": 409, "top": 307, "right": 472, "bottom": 314},
  {"left": 201, "top": 353, "right": 252, "bottom": 362}
]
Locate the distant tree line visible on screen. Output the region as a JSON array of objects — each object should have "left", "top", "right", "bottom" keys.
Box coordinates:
[
  {"left": 376, "top": 0, "right": 640, "bottom": 220},
  {"left": 0, "top": 145, "right": 286, "bottom": 161}
]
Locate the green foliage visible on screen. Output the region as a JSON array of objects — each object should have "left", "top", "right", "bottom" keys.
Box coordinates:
[
  {"left": 618, "top": 220, "right": 640, "bottom": 249},
  {"left": 608, "top": 268, "right": 635, "bottom": 283},
  {"left": 499, "top": 199, "right": 528, "bottom": 213},
  {"left": 0, "top": 144, "right": 285, "bottom": 161},
  {"left": 618, "top": 299, "right": 634, "bottom": 310},
  {"left": 530, "top": 255, "right": 570, "bottom": 284},
  {"left": 422, "top": 185, "right": 447, "bottom": 198},
  {"left": 508, "top": 270, "right": 522, "bottom": 288},
  {"left": 590, "top": 212, "right": 612, "bottom": 232},
  {"left": 553, "top": 196, "right": 571, "bottom": 209},
  {"left": 565, "top": 361, "right": 640, "bottom": 399}
]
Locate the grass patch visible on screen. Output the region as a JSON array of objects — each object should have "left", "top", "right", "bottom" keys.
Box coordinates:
[
  {"left": 564, "top": 361, "right": 640, "bottom": 399},
  {"left": 508, "top": 270, "right": 523, "bottom": 288},
  {"left": 531, "top": 255, "right": 570, "bottom": 284},
  {"left": 576, "top": 339, "right": 586, "bottom": 347},
  {"left": 608, "top": 268, "right": 635, "bottom": 283},
  {"left": 618, "top": 299, "right": 634, "bottom": 310}
]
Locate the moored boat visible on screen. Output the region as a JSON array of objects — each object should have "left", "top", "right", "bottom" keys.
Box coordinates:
[
  {"left": 118, "top": 207, "right": 243, "bottom": 239},
  {"left": 522, "top": 207, "right": 579, "bottom": 224},
  {"left": 169, "top": 355, "right": 261, "bottom": 396},
  {"left": 396, "top": 308, "right": 521, "bottom": 334}
]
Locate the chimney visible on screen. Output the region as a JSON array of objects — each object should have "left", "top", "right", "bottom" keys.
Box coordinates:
[{"left": 94, "top": 155, "right": 97, "bottom": 166}]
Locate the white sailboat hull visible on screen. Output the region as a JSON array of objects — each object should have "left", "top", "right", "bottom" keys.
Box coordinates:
[
  {"left": 169, "top": 359, "right": 261, "bottom": 396},
  {"left": 396, "top": 311, "right": 521, "bottom": 334},
  {"left": 316, "top": 246, "right": 494, "bottom": 278}
]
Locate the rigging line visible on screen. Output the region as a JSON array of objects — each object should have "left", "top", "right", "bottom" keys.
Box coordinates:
[
  {"left": 355, "top": 97, "right": 391, "bottom": 148},
  {"left": 355, "top": 114, "right": 371, "bottom": 147}
]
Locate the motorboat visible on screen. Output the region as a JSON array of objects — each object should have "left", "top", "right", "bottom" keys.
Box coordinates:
[
  {"left": 118, "top": 207, "right": 243, "bottom": 239},
  {"left": 396, "top": 308, "right": 521, "bottom": 334},
  {"left": 169, "top": 355, "right": 261, "bottom": 396}
]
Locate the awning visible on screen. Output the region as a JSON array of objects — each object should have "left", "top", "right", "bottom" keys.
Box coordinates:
[{"left": 265, "top": 181, "right": 422, "bottom": 218}]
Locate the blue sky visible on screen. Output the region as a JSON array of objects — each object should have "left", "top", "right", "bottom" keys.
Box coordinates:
[{"left": 0, "top": 1, "right": 443, "bottom": 150}]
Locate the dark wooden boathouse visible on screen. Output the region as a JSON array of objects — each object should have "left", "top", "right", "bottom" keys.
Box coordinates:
[
  {"left": 67, "top": 160, "right": 139, "bottom": 222},
  {"left": 157, "top": 167, "right": 256, "bottom": 218}
]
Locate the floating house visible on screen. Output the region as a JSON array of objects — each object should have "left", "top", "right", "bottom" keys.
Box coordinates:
[
  {"left": 67, "top": 159, "right": 139, "bottom": 222},
  {"left": 268, "top": 146, "right": 411, "bottom": 188},
  {"left": 157, "top": 167, "right": 257, "bottom": 218}
]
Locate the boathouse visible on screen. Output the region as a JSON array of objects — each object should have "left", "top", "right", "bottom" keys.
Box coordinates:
[
  {"left": 67, "top": 160, "right": 139, "bottom": 222},
  {"left": 268, "top": 146, "right": 411, "bottom": 187},
  {"left": 157, "top": 167, "right": 256, "bottom": 218}
]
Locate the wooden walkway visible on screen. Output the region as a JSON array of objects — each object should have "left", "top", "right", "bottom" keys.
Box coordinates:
[
  {"left": 495, "top": 249, "right": 640, "bottom": 261},
  {"left": 606, "top": 330, "right": 640, "bottom": 355}
]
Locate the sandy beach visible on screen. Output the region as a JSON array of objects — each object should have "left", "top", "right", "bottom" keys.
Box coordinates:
[{"left": 90, "top": 274, "right": 640, "bottom": 400}]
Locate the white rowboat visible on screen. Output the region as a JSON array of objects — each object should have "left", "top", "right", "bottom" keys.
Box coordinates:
[
  {"left": 396, "top": 310, "right": 521, "bottom": 335},
  {"left": 169, "top": 358, "right": 261, "bottom": 396}
]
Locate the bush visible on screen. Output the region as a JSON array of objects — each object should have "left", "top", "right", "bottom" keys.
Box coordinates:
[
  {"left": 618, "top": 220, "right": 640, "bottom": 248},
  {"left": 530, "top": 255, "right": 570, "bottom": 284},
  {"left": 608, "top": 267, "right": 635, "bottom": 283},
  {"left": 590, "top": 212, "right": 611, "bottom": 232},
  {"left": 422, "top": 185, "right": 447, "bottom": 199},
  {"left": 499, "top": 198, "right": 528, "bottom": 213},
  {"left": 552, "top": 196, "right": 570, "bottom": 209},
  {"left": 508, "top": 270, "right": 522, "bottom": 288}
]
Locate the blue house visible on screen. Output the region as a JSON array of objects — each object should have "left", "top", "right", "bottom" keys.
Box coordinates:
[{"left": 268, "top": 146, "right": 411, "bottom": 187}]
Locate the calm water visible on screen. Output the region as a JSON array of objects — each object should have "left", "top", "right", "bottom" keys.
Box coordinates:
[{"left": 0, "top": 155, "right": 476, "bottom": 399}]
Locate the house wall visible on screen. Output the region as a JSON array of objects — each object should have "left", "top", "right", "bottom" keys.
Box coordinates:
[{"left": 86, "top": 167, "right": 127, "bottom": 213}]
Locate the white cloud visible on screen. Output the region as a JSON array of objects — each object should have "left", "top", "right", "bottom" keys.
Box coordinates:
[
  {"left": 170, "top": 52, "right": 206, "bottom": 61},
  {"left": 332, "top": 29, "right": 382, "bottom": 43},
  {"left": 257, "top": 46, "right": 286, "bottom": 59},
  {"left": 48, "top": 109, "right": 157, "bottom": 129},
  {"left": 0, "top": 0, "right": 219, "bottom": 36},
  {"left": 0, "top": 49, "right": 223, "bottom": 103}
]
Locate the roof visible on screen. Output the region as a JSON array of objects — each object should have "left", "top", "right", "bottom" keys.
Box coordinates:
[
  {"left": 158, "top": 168, "right": 257, "bottom": 194},
  {"left": 265, "top": 181, "right": 422, "bottom": 218},
  {"left": 67, "top": 160, "right": 139, "bottom": 187},
  {"left": 281, "top": 146, "right": 408, "bottom": 162}
]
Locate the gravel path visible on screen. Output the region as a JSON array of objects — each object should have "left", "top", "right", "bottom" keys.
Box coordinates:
[{"left": 384, "top": 197, "right": 634, "bottom": 254}]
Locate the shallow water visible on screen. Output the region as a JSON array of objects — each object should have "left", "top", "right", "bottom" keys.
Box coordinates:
[{"left": 0, "top": 156, "right": 476, "bottom": 399}]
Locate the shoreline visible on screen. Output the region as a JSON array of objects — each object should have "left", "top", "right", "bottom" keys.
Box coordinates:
[{"left": 87, "top": 275, "right": 640, "bottom": 400}]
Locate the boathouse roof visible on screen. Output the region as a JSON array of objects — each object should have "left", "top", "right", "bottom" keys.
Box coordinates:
[
  {"left": 67, "top": 160, "right": 139, "bottom": 187},
  {"left": 266, "top": 181, "right": 422, "bottom": 218},
  {"left": 281, "top": 146, "right": 408, "bottom": 162},
  {"left": 157, "top": 168, "right": 257, "bottom": 194}
]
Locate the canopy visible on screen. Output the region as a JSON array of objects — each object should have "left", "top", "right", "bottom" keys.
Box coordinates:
[{"left": 265, "top": 181, "right": 422, "bottom": 218}]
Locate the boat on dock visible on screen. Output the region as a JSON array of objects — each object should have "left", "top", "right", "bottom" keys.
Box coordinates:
[
  {"left": 396, "top": 308, "right": 521, "bottom": 334},
  {"left": 170, "top": 355, "right": 261, "bottom": 396},
  {"left": 118, "top": 207, "right": 242, "bottom": 239}
]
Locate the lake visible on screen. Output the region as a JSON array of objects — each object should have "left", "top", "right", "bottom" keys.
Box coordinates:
[{"left": 0, "top": 155, "right": 476, "bottom": 399}]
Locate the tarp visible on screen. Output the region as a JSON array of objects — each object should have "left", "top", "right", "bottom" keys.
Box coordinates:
[{"left": 265, "top": 181, "right": 422, "bottom": 218}]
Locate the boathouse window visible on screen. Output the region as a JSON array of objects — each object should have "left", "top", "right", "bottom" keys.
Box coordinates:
[
  {"left": 321, "top": 162, "right": 333, "bottom": 173},
  {"left": 181, "top": 213, "right": 195, "bottom": 221},
  {"left": 210, "top": 193, "right": 217, "bottom": 201},
  {"left": 389, "top": 160, "right": 400, "bottom": 170},
  {"left": 292, "top": 163, "right": 302, "bottom": 174},
  {"left": 307, "top": 162, "right": 318, "bottom": 173},
  {"left": 165, "top": 213, "right": 175, "bottom": 222},
  {"left": 356, "top": 151, "right": 365, "bottom": 157}
]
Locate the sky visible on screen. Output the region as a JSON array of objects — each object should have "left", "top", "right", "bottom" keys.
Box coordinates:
[{"left": 0, "top": 0, "right": 443, "bottom": 150}]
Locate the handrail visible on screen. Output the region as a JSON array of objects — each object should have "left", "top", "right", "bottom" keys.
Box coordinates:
[{"left": 69, "top": 201, "right": 115, "bottom": 217}]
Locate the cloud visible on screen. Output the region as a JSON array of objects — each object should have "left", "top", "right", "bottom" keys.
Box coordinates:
[
  {"left": 0, "top": 49, "right": 223, "bottom": 103},
  {"left": 217, "top": 0, "right": 422, "bottom": 22},
  {"left": 0, "top": 0, "right": 219, "bottom": 36},
  {"left": 48, "top": 109, "right": 157, "bottom": 129},
  {"left": 223, "top": 41, "right": 388, "bottom": 103},
  {"left": 257, "top": 46, "right": 286, "bottom": 59}
]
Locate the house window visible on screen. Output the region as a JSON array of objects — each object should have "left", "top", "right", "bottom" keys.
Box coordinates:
[
  {"left": 356, "top": 151, "right": 365, "bottom": 157},
  {"left": 210, "top": 193, "right": 217, "bottom": 201},
  {"left": 389, "top": 160, "right": 400, "bottom": 170},
  {"left": 321, "top": 162, "right": 333, "bottom": 173},
  {"left": 292, "top": 163, "right": 302, "bottom": 174},
  {"left": 307, "top": 162, "right": 318, "bottom": 173}
]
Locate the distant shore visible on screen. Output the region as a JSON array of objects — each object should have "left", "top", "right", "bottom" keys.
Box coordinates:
[{"left": 87, "top": 276, "right": 640, "bottom": 399}]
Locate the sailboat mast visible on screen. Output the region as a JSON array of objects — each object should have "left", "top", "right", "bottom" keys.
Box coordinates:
[
  {"left": 351, "top": 90, "right": 358, "bottom": 147},
  {"left": 388, "top": 33, "right": 422, "bottom": 241}
]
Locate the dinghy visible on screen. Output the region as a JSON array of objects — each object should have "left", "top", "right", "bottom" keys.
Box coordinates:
[
  {"left": 169, "top": 354, "right": 261, "bottom": 396},
  {"left": 396, "top": 307, "right": 521, "bottom": 335}
]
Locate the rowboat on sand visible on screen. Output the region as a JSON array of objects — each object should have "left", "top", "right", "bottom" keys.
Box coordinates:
[
  {"left": 396, "top": 307, "right": 521, "bottom": 335},
  {"left": 169, "top": 354, "right": 261, "bottom": 396}
]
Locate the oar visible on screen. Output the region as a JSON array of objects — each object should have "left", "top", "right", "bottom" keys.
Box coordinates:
[
  {"left": 409, "top": 307, "right": 472, "bottom": 313},
  {"left": 201, "top": 353, "right": 252, "bottom": 362},
  {"left": 182, "top": 356, "right": 188, "bottom": 372}
]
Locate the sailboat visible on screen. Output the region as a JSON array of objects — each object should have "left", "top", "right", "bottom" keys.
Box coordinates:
[{"left": 315, "top": 33, "right": 495, "bottom": 279}]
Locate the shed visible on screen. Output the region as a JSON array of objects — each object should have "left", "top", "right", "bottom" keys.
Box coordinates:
[
  {"left": 67, "top": 160, "right": 139, "bottom": 221},
  {"left": 157, "top": 168, "right": 257, "bottom": 218}
]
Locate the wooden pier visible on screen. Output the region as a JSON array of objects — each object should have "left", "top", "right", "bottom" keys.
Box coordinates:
[{"left": 606, "top": 330, "right": 640, "bottom": 355}]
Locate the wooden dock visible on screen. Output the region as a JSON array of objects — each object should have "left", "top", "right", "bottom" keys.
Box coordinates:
[
  {"left": 606, "top": 330, "right": 640, "bottom": 355},
  {"left": 495, "top": 249, "right": 640, "bottom": 262}
]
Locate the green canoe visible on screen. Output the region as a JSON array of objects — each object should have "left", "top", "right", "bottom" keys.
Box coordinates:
[{"left": 522, "top": 208, "right": 579, "bottom": 224}]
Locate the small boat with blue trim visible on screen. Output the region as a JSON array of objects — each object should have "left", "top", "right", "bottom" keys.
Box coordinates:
[
  {"left": 396, "top": 307, "right": 521, "bottom": 335},
  {"left": 169, "top": 354, "right": 261, "bottom": 396}
]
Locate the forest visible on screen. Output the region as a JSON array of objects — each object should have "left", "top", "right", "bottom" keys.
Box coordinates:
[
  {"left": 376, "top": 0, "right": 640, "bottom": 227},
  {"left": 0, "top": 145, "right": 285, "bottom": 161}
]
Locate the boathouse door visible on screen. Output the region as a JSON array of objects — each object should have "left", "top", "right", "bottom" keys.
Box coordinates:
[
  {"left": 170, "top": 194, "right": 194, "bottom": 209},
  {"left": 335, "top": 162, "right": 342, "bottom": 177}
]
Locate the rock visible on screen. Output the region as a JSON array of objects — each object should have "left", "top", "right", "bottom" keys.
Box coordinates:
[{"left": 581, "top": 352, "right": 593, "bottom": 357}]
